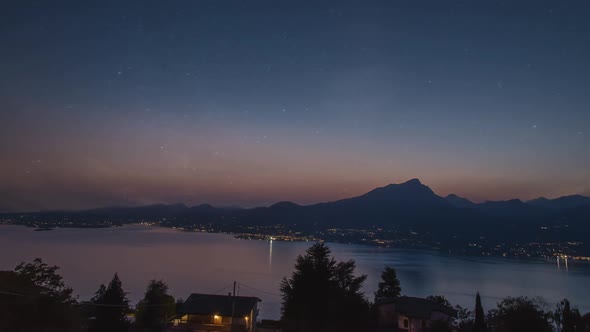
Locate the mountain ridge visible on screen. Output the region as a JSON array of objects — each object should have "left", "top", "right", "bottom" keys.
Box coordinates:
[
  {"left": 4, "top": 179, "right": 589, "bottom": 256},
  {"left": 3, "top": 178, "right": 590, "bottom": 216}
]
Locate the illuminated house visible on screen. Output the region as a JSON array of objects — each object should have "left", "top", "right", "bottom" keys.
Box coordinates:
[
  {"left": 171, "top": 293, "right": 261, "bottom": 332},
  {"left": 375, "top": 296, "right": 456, "bottom": 332}
]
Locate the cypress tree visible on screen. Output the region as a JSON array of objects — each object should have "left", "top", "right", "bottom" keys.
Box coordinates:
[{"left": 474, "top": 292, "right": 486, "bottom": 332}]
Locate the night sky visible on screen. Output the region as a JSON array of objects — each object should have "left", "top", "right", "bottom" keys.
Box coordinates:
[{"left": 1, "top": 1, "right": 589, "bottom": 211}]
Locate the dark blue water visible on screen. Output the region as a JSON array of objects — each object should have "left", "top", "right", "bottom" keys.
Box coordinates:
[{"left": 1, "top": 224, "right": 588, "bottom": 319}]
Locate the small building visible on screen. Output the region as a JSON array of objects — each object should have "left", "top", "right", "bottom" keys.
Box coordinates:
[
  {"left": 171, "top": 293, "right": 261, "bottom": 332},
  {"left": 375, "top": 296, "right": 456, "bottom": 332}
]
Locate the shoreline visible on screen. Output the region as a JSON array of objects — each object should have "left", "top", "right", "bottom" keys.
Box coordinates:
[{"left": 3, "top": 222, "right": 585, "bottom": 267}]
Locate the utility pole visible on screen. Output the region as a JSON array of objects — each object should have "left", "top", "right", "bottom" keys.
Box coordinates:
[{"left": 231, "top": 281, "right": 236, "bottom": 332}]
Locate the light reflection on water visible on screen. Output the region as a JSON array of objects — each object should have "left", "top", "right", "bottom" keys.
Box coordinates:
[{"left": 1, "top": 224, "right": 589, "bottom": 319}]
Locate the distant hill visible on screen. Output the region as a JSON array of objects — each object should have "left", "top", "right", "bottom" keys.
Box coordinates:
[
  {"left": 84, "top": 203, "right": 190, "bottom": 218},
  {"left": 3, "top": 179, "right": 590, "bottom": 245},
  {"left": 445, "top": 194, "right": 477, "bottom": 208},
  {"left": 528, "top": 195, "right": 590, "bottom": 209},
  {"left": 475, "top": 199, "right": 547, "bottom": 221}
]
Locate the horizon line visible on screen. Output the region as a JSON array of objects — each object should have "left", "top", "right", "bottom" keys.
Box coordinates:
[{"left": 3, "top": 178, "right": 588, "bottom": 214}]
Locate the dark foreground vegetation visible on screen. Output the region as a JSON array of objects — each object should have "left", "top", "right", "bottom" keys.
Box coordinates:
[
  {"left": 279, "top": 243, "right": 590, "bottom": 332},
  {"left": 1, "top": 244, "right": 589, "bottom": 332},
  {"left": 0, "top": 259, "right": 175, "bottom": 332}
]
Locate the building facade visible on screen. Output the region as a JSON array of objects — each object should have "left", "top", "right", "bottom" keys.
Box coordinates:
[
  {"left": 170, "top": 293, "right": 261, "bottom": 332},
  {"left": 376, "top": 296, "right": 456, "bottom": 332}
]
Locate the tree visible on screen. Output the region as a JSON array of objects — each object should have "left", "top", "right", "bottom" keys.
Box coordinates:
[
  {"left": 0, "top": 258, "right": 79, "bottom": 332},
  {"left": 474, "top": 292, "right": 486, "bottom": 332},
  {"left": 426, "top": 295, "right": 472, "bottom": 332},
  {"left": 487, "top": 296, "right": 552, "bottom": 332},
  {"left": 427, "top": 295, "right": 453, "bottom": 308},
  {"left": 88, "top": 273, "right": 129, "bottom": 332},
  {"left": 554, "top": 299, "right": 583, "bottom": 332},
  {"left": 374, "top": 266, "right": 401, "bottom": 303},
  {"left": 583, "top": 313, "right": 590, "bottom": 332},
  {"left": 280, "top": 242, "right": 369, "bottom": 332},
  {"left": 135, "top": 280, "right": 176, "bottom": 332},
  {"left": 14, "top": 258, "right": 76, "bottom": 304}
]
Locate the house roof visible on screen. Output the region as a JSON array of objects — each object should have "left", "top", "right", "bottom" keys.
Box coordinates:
[
  {"left": 377, "top": 296, "right": 457, "bottom": 319},
  {"left": 178, "top": 293, "right": 261, "bottom": 317}
]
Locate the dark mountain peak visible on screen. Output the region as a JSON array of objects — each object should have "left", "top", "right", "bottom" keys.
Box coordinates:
[
  {"left": 351, "top": 179, "right": 449, "bottom": 211},
  {"left": 270, "top": 201, "right": 301, "bottom": 209},
  {"left": 528, "top": 194, "right": 590, "bottom": 209},
  {"left": 506, "top": 198, "right": 523, "bottom": 204},
  {"left": 378, "top": 178, "right": 424, "bottom": 191},
  {"left": 557, "top": 194, "right": 590, "bottom": 201},
  {"left": 191, "top": 203, "right": 214, "bottom": 210},
  {"left": 217, "top": 205, "right": 244, "bottom": 210},
  {"left": 477, "top": 198, "right": 545, "bottom": 221},
  {"left": 528, "top": 197, "right": 549, "bottom": 204},
  {"left": 482, "top": 199, "right": 524, "bottom": 206},
  {"left": 148, "top": 203, "right": 189, "bottom": 211},
  {"left": 165, "top": 203, "right": 188, "bottom": 208},
  {"left": 445, "top": 194, "right": 476, "bottom": 208},
  {"left": 380, "top": 178, "right": 427, "bottom": 189},
  {"left": 401, "top": 178, "right": 422, "bottom": 186}
]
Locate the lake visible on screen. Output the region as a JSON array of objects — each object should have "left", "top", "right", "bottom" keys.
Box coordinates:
[{"left": 1, "top": 224, "right": 589, "bottom": 319}]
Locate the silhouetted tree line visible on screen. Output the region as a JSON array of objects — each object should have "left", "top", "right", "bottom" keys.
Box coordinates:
[
  {"left": 1, "top": 250, "right": 590, "bottom": 332},
  {"left": 279, "top": 242, "right": 590, "bottom": 332},
  {"left": 0, "top": 258, "right": 175, "bottom": 332}
]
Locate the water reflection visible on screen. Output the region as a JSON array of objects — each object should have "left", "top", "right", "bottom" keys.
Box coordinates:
[
  {"left": 269, "top": 238, "right": 273, "bottom": 270},
  {"left": 1, "top": 224, "right": 589, "bottom": 319}
]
